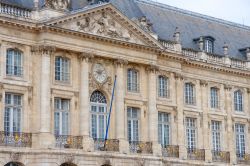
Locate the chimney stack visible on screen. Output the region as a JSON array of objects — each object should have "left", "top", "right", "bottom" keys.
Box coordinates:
[
  {"left": 173, "top": 27, "right": 180, "bottom": 43},
  {"left": 223, "top": 42, "right": 229, "bottom": 57}
]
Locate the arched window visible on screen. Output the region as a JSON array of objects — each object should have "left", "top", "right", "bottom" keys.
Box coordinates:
[
  {"left": 55, "top": 56, "right": 70, "bottom": 82},
  {"left": 90, "top": 91, "right": 107, "bottom": 140},
  {"left": 234, "top": 90, "right": 243, "bottom": 112},
  {"left": 127, "top": 68, "right": 139, "bottom": 92},
  {"left": 158, "top": 75, "right": 169, "bottom": 98},
  {"left": 6, "top": 49, "right": 23, "bottom": 76},
  {"left": 185, "top": 83, "right": 195, "bottom": 105},
  {"left": 5, "top": 162, "right": 22, "bottom": 166}
]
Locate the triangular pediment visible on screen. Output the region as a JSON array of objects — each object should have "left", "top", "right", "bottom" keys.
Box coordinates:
[{"left": 45, "top": 4, "right": 163, "bottom": 48}]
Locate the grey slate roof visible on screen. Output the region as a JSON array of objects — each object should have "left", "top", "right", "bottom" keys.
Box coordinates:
[{"left": 2, "top": 0, "right": 250, "bottom": 60}]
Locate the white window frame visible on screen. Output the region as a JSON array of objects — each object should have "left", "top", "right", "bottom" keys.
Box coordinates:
[
  {"left": 210, "top": 87, "right": 219, "bottom": 109},
  {"left": 90, "top": 91, "right": 107, "bottom": 140},
  {"left": 127, "top": 68, "right": 139, "bottom": 92},
  {"left": 211, "top": 121, "right": 221, "bottom": 151},
  {"left": 127, "top": 107, "right": 139, "bottom": 142},
  {"left": 186, "top": 117, "right": 197, "bottom": 150},
  {"left": 158, "top": 112, "right": 170, "bottom": 146},
  {"left": 54, "top": 98, "right": 70, "bottom": 136},
  {"left": 235, "top": 123, "right": 246, "bottom": 158},
  {"left": 4, "top": 93, "right": 22, "bottom": 133},
  {"left": 6, "top": 49, "right": 23, "bottom": 77},
  {"left": 185, "top": 83, "right": 196, "bottom": 105},
  {"left": 204, "top": 39, "right": 213, "bottom": 53},
  {"left": 55, "top": 56, "right": 70, "bottom": 82},
  {"left": 158, "top": 75, "right": 169, "bottom": 98},
  {"left": 234, "top": 90, "right": 243, "bottom": 112}
]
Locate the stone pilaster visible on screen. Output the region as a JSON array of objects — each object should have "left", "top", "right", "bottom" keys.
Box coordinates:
[
  {"left": 114, "top": 59, "right": 129, "bottom": 153},
  {"left": 224, "top": 85, "right": 236, "bottom": 164},
  {"left": 79, "top": 52, "right": 94, "bottom": 152},
  {"left": 32, "top": 45, "right": 56, "bottom": 148},
  {"left": 200, "top": 81, "right": 212, "bottom": 162},
  {"left": 147, "top": 65, "right": 161, "bottom": 156},
  {"left": 175, "top": 73, "right": 186, "bottom": 159}
]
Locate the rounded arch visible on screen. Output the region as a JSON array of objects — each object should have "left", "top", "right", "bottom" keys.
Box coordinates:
[
  {"left": 90, "top": 90, "right": 107, "bottom": 104},
  {"left": 4, "top": 162, "right": 24, "bottom": 166},
  {"left": 60, "top": 163, "right": 77, "bottom": 166}
]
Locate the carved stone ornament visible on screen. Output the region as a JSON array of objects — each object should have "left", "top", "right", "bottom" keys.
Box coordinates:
[
  {"left": 31, "top": 45, "right": 56, "bottom": 55},
  {"left": 61, "top": 154, "right": 74, "bottom": 164},
  {"left": 133, "top": 16, "right": 153, "bottom": 33},
  {"left": 44, "top": 0, "right": 70, "bottom": 10},
  {"left": 10, "top": 152, "right": 22, "bottom": 161}
]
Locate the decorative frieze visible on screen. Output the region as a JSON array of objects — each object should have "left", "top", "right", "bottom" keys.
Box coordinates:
[
  {"left": 44, "top": 0, "right": 70, "bottom": 11},
  {"left": 31, "top": 45, "right": 56, "bottom": 56},
  {"left": 146, "top": 64, "right": 159, "bottom": 73}
]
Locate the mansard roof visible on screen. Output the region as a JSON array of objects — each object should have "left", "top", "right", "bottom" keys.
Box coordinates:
[{"left": 3, "top": 0, "right": 250, "bottom": 60}]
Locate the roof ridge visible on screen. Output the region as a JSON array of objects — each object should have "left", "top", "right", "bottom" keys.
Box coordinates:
[{"left": 136, "top": 0, "right": 250, "bottom": 31}]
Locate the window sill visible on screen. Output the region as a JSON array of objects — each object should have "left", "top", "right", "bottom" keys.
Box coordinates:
[
  {"left": 54, "top": 80, "right": 71, "bottom": 87},
  {"left": 5, "top": 75, "right": 25, "bottom": 82}
]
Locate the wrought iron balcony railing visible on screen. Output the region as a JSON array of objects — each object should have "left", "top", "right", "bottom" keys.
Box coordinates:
[
  {"left": 162, "top": 145, "right": 179, "bottom": 158},
  {"left": 237, "top": 153, "right": 250, "bottom": 164},
  {"left": 212, "top": 150, "right": 230, "bottom": 163},
  {"left": 129, "top": 141, "right": 153, "bottom": 154},
  {"left": 55, "top": 135, "right": 83, "bottom": 149},
  {"left": 0, "top": 131, "right": 32, "bottom": 147},
  {"left": 94, "top": 138, "right": 119, "bottom": 152},
  {"left": 187, "top": 148, "right": 205, "bottom": 161}
]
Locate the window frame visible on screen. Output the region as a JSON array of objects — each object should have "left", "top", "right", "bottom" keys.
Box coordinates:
[
  {"left": 184, "top": 82, "right": 196, "bottom": 105},
  {"left": 54, "top": 56, "right": 71, "bottom": 83},
  {"left": 185, "top": 117, "right": 197, "bottom": 150},
  {"left": 127, "top": 107, "right": 140, "bottom": 142},
  {"left": 235, "top": 123, "right": 246, "bottom": 158},
  {"left": 210, "top": 87, "right": 219, "bottom": 109},
  {"left": 211, "top": 120, "right": 221, "bottom": 152},
  {"left": 127, "top": 68, "right": 139, "bottom": 93},
  {"left": 234, "top": 90, "right": 243, "bottom": 112},
  {"left": 158, "top": 112, "right": 170, "bottom": 147},
  {"left": 6, "top": 48, "right": 23, "bottom": 77},
  {"left": 158, "top": 75, "right": 169, "bottom": 98}
]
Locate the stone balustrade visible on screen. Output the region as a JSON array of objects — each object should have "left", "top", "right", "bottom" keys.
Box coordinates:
[
  {"left": 0, "top": 131, "right": 32, "bottom": 147},
  {"left": 162, "top": 145, "right": 179, "bottom": 158},
  {"left": 182, "top": 48, "right": 199, "bottom": 60},
  {"left": 0, "top": 2, "right": 31, "bottom": 18},
  {"left": 212, "top": 150, "right": 230, "bottom": 163},
  {"left": 55, "top": 135, "right": 83, "bottom": 149},
  {"left": 159, "top": 39, "right": 177, "bottom": 51}
]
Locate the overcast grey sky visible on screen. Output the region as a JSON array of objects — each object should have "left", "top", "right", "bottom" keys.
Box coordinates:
[{"left": 154, "top": 0, "right": 250, "bottom": 26}]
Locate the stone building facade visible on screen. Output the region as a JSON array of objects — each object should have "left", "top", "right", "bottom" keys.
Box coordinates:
[{"left": 0, "top": 0, "right": 250, "bottom": 165}]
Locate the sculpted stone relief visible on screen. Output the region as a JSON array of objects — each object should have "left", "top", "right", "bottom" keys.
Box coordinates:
[
  {"left": 61, "top": 12, "right": 143, "bottom": 44},
  {"left": 45, "top": 0, "right": 70, "bottom": 10}
]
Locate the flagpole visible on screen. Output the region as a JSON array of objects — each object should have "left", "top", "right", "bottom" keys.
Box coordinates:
[{"left": 104, "top": 75, "right": 117, "bottom": 149}]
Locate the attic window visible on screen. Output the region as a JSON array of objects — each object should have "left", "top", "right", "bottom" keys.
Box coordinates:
[{"left": 204, "top": 38, "right": 214, "bottom": 53}]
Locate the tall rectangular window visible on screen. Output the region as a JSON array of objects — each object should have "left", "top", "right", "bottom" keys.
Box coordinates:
[
  {"left": 158, "top": 112, "right": 170, "bottom": 146},
  {"left": 158, "top": 76, "right": 169, "bottom": 98},
  {"left": 210, "top": 87, "right": 219, "bottom": 109},
  {"left": 186, "top": 117, "right": 196, "bottom": 150},
  {"left": 127, "top": 69, "right": 139, "bottom": 92},
  {"left": 204, "top": 39, "right": 214, "bottom": 53},
  {"left": 235, "top": 124, "right": 245, "bottom": 158},
  {"left": 234, "top": 90, "right": 243, "bottom": 112},
  {"left": 185, "top": 83, "right": 195, "bottom": 105},
  {"left": 4, "top": 93, "right": 22, "bottom": 133},
  {"left": 127, "top": 107, "right": 139, "bottom": 142},
  {"left": 211, "top": 121, "right": 221, "bottom": 151},
  {"left": 6, "top": 49, "right": 23, "bottom": 77},
  {"left": 54, "top": 98, "right": 70, "bottom": 136},
  {"left": 55, "top": 56, "right": 70, "bottom": 82}
]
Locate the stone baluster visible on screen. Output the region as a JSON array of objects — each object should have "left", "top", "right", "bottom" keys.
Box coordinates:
[
  {"left": 175, "top": 73, "right": 186, "bottom": 159},
  {"left": 79, "top": 52, "right": 94, "bottom": 152}
]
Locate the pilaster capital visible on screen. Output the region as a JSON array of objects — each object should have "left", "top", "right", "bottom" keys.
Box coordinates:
[
  {"left": 114, "top": 58, "right": 128, "bottom": 67},
  {"left": 224, "top": 84, "right": 232, "bottom": 91},
  {"left": 174, "top": 73, "right": 183, "bottom": 80},
  {"left": 78, "top": 52, "right": 94, "bottom": 62},
  {"left": 31, "top": 45, "right": 56, "bottom": 56},
  {"left": 200, "top": 80, "right": 208, "bottom": 87},
  {"left": 146, "top": 64, "right": 159, "bottom": 73}
]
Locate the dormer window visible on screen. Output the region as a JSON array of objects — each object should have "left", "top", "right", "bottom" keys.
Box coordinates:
[{"left": 204, "top": 38, "right": 214, "bottom": 53}]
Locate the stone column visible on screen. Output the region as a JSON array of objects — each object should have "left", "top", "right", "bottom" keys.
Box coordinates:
[
  {"left": 79, "top": 53, "right": 94, "bottom": 152},
  {"left": 147, "top": 65, "right": 161, "bottom": 156},
  {"left": 114, "top": 59, "right": 129, "bottom": 153},
  {"left": 175, "top": 73, "right": 186, "bottom": 159},
  {"left": 200, "top": 81, "right": 212, "bottom": 162},
  {"left": 225, "top": 85, "right": 236, "bottom": 164},
  {"left": 36, "top": 45, "right": 55, "bottom": 148}
]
